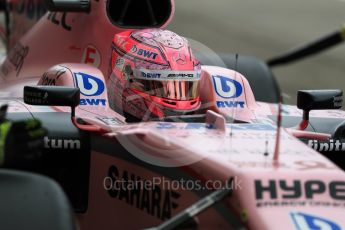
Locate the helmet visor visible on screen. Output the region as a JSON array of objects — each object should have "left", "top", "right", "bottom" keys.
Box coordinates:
[{"left": 129, "top": 69, "right": 201, "bottom": 100}]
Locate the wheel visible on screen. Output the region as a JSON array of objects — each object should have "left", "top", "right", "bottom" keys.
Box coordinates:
[{"left": 0, "top": 170, "right": 76, "bottom": 230}]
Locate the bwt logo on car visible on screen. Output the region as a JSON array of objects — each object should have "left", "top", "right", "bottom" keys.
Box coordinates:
[
  {"left": 212, "top": 75, "right": 245, "bottom": 108},
  {"left": 74, "top": 72, "right": 107, "bottom": 106},
  {"left": 290, "top": 212, "right": 341, "bottom": 230},
  {"left": 131, "top": 45, "right": 158, "bottom": 60}
]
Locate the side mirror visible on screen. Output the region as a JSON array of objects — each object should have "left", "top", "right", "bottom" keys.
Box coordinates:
[
  {"left": 24, "top": 85, "right": 105, "bottom": 133},
  {"left": 296, "top": 90, "right": 342, "bottom": 129},
  {"left": 24, "top": 86, "right": 80, "bottom": 116},
  {"left": 297, "top": 90, "right": 343, "bottom": 111}
]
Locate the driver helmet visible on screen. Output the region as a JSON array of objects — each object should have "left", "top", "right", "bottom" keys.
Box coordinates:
[{"left": 109, "top": 29, "right": 201, "bottom": 120}]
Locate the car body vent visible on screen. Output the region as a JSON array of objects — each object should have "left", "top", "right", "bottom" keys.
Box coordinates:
[{"left": 107, "top": 0, "right": 172, "bottom": 28}]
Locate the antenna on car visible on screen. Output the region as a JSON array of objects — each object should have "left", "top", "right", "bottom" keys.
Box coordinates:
[
  {"left": 228, "top": 54, "right": 239, "bottom": 139},
  {"left": 231, "top": 54, "right": 239, "bottom": 124},
  {"left": 264, "top": 136, "right": 269, "bottom": 157},
  {"left": 232, "top": 53, "right": 239, "bottom": 120},
  {"left": 273, "top": 95, "right": 283, "bottom": 165}
]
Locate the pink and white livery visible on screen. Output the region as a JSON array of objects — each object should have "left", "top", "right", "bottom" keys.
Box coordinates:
[{"left": 0, "top": 0, "right": 345, "bottom": 229}]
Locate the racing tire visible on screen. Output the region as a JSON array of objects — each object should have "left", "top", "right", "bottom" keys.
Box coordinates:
[{"left": 0, "top": 170, "right": 76, "bottom": 230}]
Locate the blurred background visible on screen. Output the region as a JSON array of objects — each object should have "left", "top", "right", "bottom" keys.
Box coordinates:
[{"left": 167, "top": 0, "right": 345, "bottom": 104}]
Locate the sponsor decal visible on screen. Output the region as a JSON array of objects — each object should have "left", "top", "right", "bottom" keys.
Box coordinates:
[
  {"left": 115, "top": 57, "right": 125, "bottom": 70},
  {"left": 47, "top": 12, "right": 72, "bottom": 31},
  {"left": 41, "top": 69, "right": 66, "bottom": 86},
  {"left": 74, "top": 72, "right": 107, "bottom": 106},
  {"left": 172, "top": 52, "right": 187, "bottom": 65},
  {"left": 44, "top": 136, "right": 81, "bottom": 150},
  {"left": 121, "top": 65, "right": 132, "bottom": 81},
  {"left": 24, "top": 90, "right": 47, "bottom": 105},
  {"left": 255, "top": 180, "right": 345, "bottom": 200},
  {"left": 212, "top": 75, "right": 245, "bottom": 108},
  {"left": 81, "top": 45, "right": 101, "bottom": 67},
  {"left": 140, "top": 72, "right": 161, "bottom": 79},
  {"left": 133, "top": 69, "right": 200, "bottom": 81},
  {"left": 3, "top": 43, "right": 29, "bottom": 76},
  {"left": 230, "top": 124, "right": 275, "bottom": 131},
  {"left": 334, "top": 96, "right": 343, "bottom": 108},
  {"left": 106, "top": 165, "right": 180, "bottom": 220},
  {"left": 213, "top": 75, "right": 243, "bottom": 99},
  {"left": 290, "top": 212, "right": 341, "bottom": 230},
  {"left": 74, "top": 72, "right": 105, "bottom": 96},
  {"left": 167, "top": 73, "right": 195, "bottom": 79},
  {"left": 255, "top": 180, "right": 345, "bottom": 208},
  {"left": 131, "top": 45, "right": 158, "bottom": 60},
  {"left": 15, "top": 0, "right": 46, "bottom": 21},
  {"left": 216, "top": 101, "right": 245, "bottom": 108},
  {"left": 97, "top": 117, "right": 124, "bottom": 125},
  {"left": 80, "top": 99, "right": 106, "bottom": 106},
  {"left": 308, "top": 139, "right": 345, "bottom": 152},
  {"left": 156, "top": 123, "right": 177, "bottom": 129},
  {"left": 115, "top": 36, "right": 128, "bottom": 50}
]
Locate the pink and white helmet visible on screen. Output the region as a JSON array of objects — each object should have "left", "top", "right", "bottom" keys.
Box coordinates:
[{"left": 110, "top": 29, "right": 201, "bottom": 120}]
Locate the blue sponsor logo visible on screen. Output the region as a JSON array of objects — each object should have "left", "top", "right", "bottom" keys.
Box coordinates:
[
  {"left": 74, "top": 72, "right": 105, "bottom": 96},
  {"left": 290, "top": 212, "right": 341, "bottom": 230},
  {"left": 131, "top": 45, "right": 158, "bottom": 60},
  {"left": 216, "top": 101, "right": 245, "bottom": 108},
  {"left": 156, "top": 123, "right": 176, "bottom": 129},
  {"left": 80, "top": 99, "right": 107, "bottom": 106},
  {"left": 212, "top": 75, "right": 243, "bottom": 99},
  {"left": 213, "top": 75, "right": 245, "bottom": 108},
  {"left": 230, "top": 124, "right": 275, "bottom": 131}
]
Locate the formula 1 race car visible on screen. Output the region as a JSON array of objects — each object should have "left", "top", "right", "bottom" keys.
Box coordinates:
[{"left": 0, "top": 0, "right": 345, "bottom": 230}]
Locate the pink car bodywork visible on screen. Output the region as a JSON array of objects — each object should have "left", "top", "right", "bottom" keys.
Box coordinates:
[{"left": 0, "top": 0, "right": 345, "bottom": 229}]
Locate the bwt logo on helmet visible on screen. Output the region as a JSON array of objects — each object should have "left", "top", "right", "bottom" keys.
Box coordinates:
[
  {"left": 290, "top": 212, "right": 341, "bottom": 230},
  {"left": 212, "top": 75, "right": 245, "bottom": 108},
  {"left": 141, "top": 72, "right": 161, "bottom": 79},
  {"left": 131, "top": 45, "right": 158, "bottom": 60},
  {"left": 74, "top": 72, "right": 105, "bottom": 96}
]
